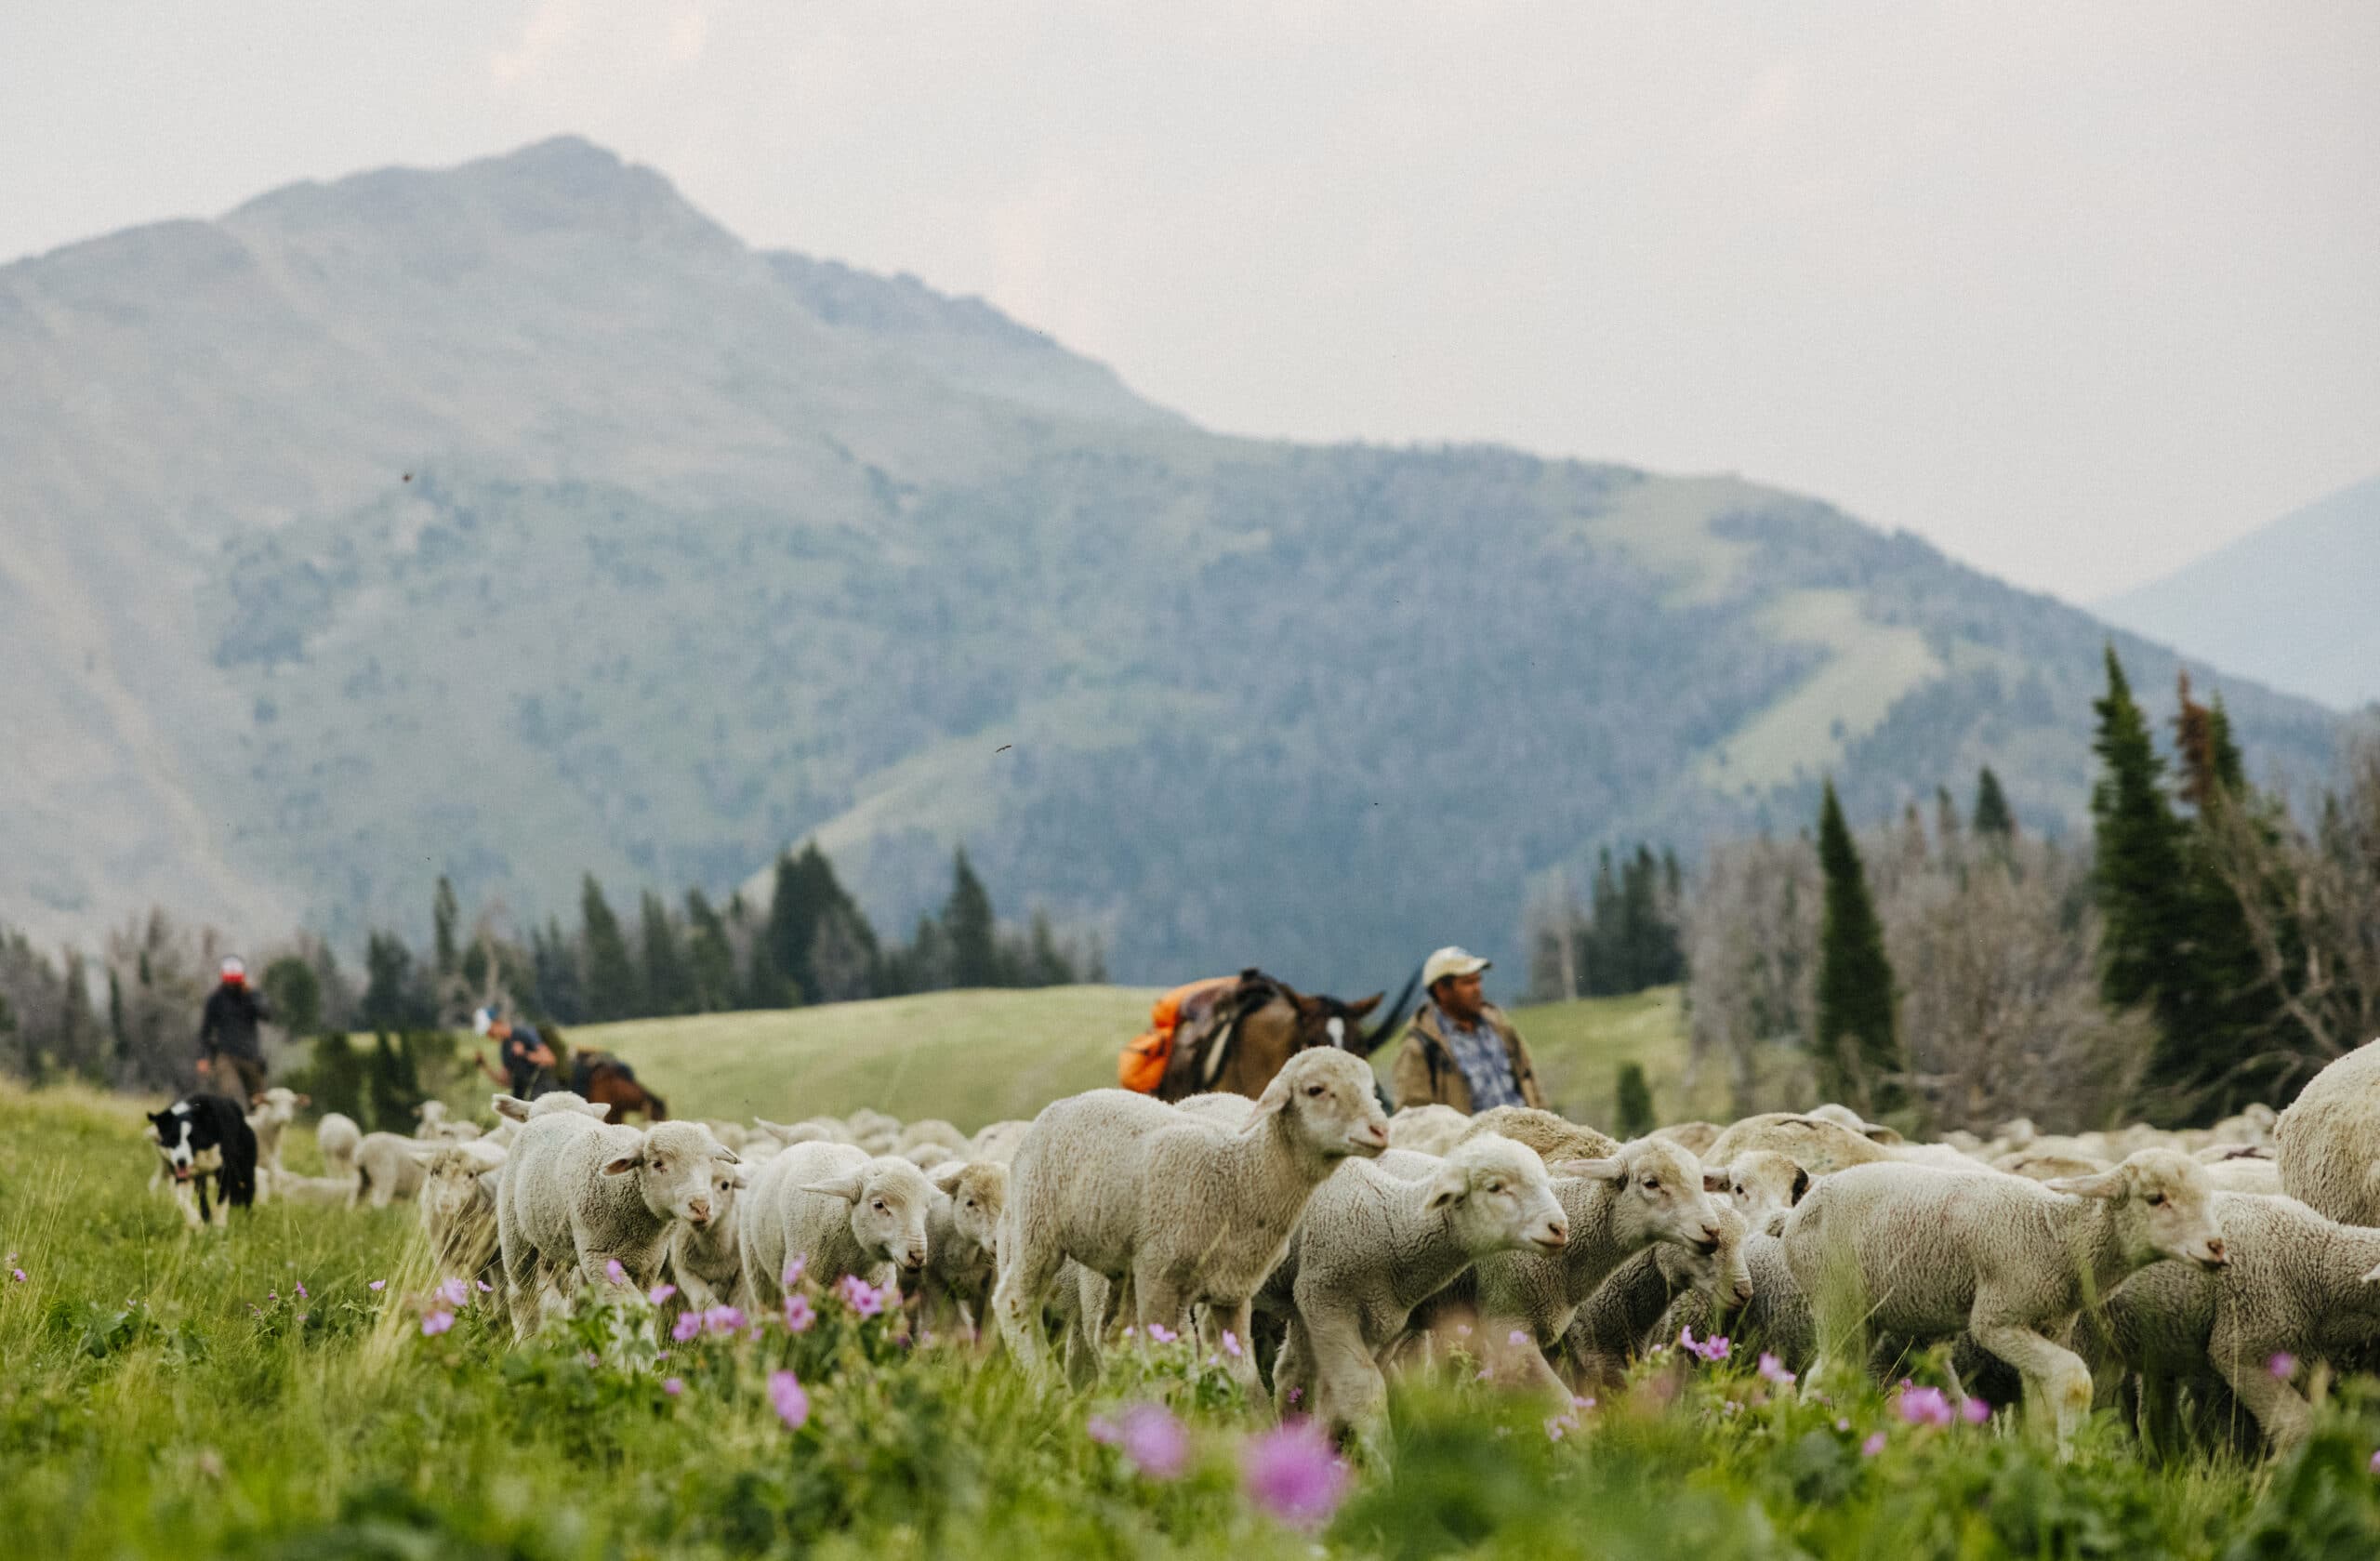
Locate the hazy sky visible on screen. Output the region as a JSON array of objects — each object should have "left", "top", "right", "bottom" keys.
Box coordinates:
[{"left": 6, "top": 2, "right": 2373, "bottom": 601}]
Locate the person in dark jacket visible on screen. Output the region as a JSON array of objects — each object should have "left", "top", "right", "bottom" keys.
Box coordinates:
[
  {"left": 473, "top": 1006, "right": 556, "bottom": 1100},
  {"left": 196, "top": 956, "right": 274, "bottom": 1100}
]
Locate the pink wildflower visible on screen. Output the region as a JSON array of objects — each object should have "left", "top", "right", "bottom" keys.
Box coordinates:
[
  {"left": 1242, "top": 1420, "right": 1351, "bottom": 1531},
  {"left": 294, "top": 1282, "right": 308, "bottom": 1299},
  {"left": 1091, "top": 1403, "right": 1189, "bottom": 1480},
  {"left": 476, "top": 1278, "right": 493, "bottom": 1292},
  {"left": 1757, "top": 1352, "right": 1795, "bottom": 1385},
  {"left": 8, "top": 1269, "right": 23, "bottom": 1284},
  {"left": 663, "top": 1377, "right": 684, "bottom": 1397},
  {"left": 836, "top": 1275, "right": 885, "bottom": 1318},
  {"left": 1145, "top": 1322, "right": 1178, "bottom": 1344},
  {"left": 1222, "top": 1329, "right": 1243, "bottom": 1358},
  {"left": 420, "top": 1310, "right": 455, "bottom": 1337},
  {"left": 768, "top": 1369, "right": 810, "bottom": 1431},
  {"left": 671, "top": 1312, "right": 704, "bottom": 1343},
  {"left": 604, "top": 1259, "right": 627, "bottom": 1286},
  {"left": 1961, "top": 1396, "right": 1991, "bottom": 1425},
  {"left": 1897, "top": 1386, "right": 1955, "bottom": 1428},
  {"left": 368, "top": 1279, "right": 386, "bottom": 1291},
  {"left": 782, "top": 1255, "right": 807, "bottom": 1288},
  {"left": 1508, "top": 1329, "right": 1530, "bottom": 1348},
  {"left": 2369, "top": 1449, "right": 2380, "bottom": 1475},
  {"left": 436, "top": 1277, "right": 469, "bottom": 1309},
  {"left": 1861, "top": 1432, "right": 1886, "bottom": 1457},
  {"left": 784, "top": 1293, "right": 816, "bottom": 1332},
  {"left": 647, "top": 1283, "right": 677, "bottom": 1306},
  {"left": 2269, "top": 1352, "right": 2298, "bottom": 1380},
  {"left": 701, "top": 1304, "right": 747, "bottom": 1336}
]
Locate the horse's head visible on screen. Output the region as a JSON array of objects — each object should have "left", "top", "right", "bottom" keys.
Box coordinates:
[{"left": 1247, "top": 963, "right": 1421, "bottom": 1060}]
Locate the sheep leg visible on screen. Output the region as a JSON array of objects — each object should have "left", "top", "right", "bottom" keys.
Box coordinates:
[
  {"left": 498, "top": 1220, "right": 542, "bottom": 1342},
  {"left": 990, "top": 1234, "right": 1064, "bottom": 1383},
  {"left": 2136, "top": 1370, "right": 2188, "bottom": 1462},
  {"left": 1970, "top": 1321, "right": 2092, "bottom": 1445},
  {"left": 1303, "top": 1309, "right": 1389, "bottom": 1450},
  {"left": 2211, "top": 1350, "right": 2310, "bottom": 1453},
  {"left": 1203, "top": 1298, "right": 1264, "bottom": 1397},
  {"left": 1273, "top": 1315, "right": 1316, "bottom": 1418}
]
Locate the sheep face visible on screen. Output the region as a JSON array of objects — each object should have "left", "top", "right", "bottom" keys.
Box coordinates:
[
  {"left": 1723, "top": 1151, "right": 1808, "bottom": 1228},
  {"left": 602, "top": 1123, "right": 742, "bottom": 1229},
  {"left": 807, "top": 1158, "right": 936, "bottom": 1273},
  {"left": 1560, "top": 1140, "right": 1726, "bottom": 1255},
  {"left": 1671, "top": 1205, "right": 1755, "bottom": 1308},
  {"left": 1426, "top": 1134, "right": 1567, "bottom": 1255},
  {"left": 248, "top": 1086, "right": 308, "bottom": 1124},
  {"left": 1247, "top": 1048, "right": 1389, "bottom": 1159},
  {"left": 932, "top": 1162, "right": 1007, "bottom": 1260},
  {"left": 2048, "top": 1148, "right": 2228, "bottom": 1271}
]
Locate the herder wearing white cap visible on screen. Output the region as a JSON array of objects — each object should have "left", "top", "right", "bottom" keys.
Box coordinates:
[
  {"left": 1391, "top": 946, "right": 1546, "bottom": 1113},
  {"left": 195, "top": 955, "right": 274, "bottom": 1101}
]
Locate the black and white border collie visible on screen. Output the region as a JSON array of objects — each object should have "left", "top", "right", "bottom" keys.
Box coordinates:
[{"left": 147, "top": 1094, "right": 258, "bottom": 1230}]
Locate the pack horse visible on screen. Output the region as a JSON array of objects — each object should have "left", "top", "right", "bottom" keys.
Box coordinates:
[{"left": 1119, "top": 966, "right": 1420, "bottom": 1102}]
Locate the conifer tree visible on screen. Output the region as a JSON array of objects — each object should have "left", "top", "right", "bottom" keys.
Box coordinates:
[
  {"left": 1815, "top": 780, "right": 1904, "bottom": 1117},
  {"left": 1973, "top": 766, "right": 2016, "bottom": 840},
  {"left": 684, "top": 889, "right": 737, "bottom": 1012},
  {"left": 639, "top": 889, "right": 694, "bottom": 1016},
  {"left": 1614, "top": 1061, "right": 1656, "bottom": 1138},
  {"left": 2092, "top": 650, "right": 2189, "bottom": 1021},
  {"left": 432, "top": 875, "right": 460, "bottom": 976},
  {"left": 943, "top": 847, "right": 1000, "bottom": 989},
  {"left": 579, "top": 874, "right": 639, "bottom": 1022}
]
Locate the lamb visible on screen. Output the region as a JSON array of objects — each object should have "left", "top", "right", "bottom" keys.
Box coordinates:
[
  {"left": 754, "top": 1117, "right": 856, "bottom": 1152},
  {"left": 845, "top": 1108, "right": 903, "bottom": 1155},
  {"left": 2087, "top": 1192, "right": 2380, "bottom": 1455},
  {"left": 1719, "top": 1150, "right": 1809, "bottom": 1229},
  {"left": 969, "top": 1120, "right": 1033, "bottom": 1163},
  {"left": 316, "top": 1111, "right": 362, "bottom": 1182},
  {"left": 1456, "top": 1136, "right": 1729, "bottom": 1395},
  {"left": 663, "top": 1156, "right": 753, "bottom": 1312},
  {"left": 268, "top": 1169, "right": 363, "bottom": 1206},
  {"left": 735, "top": 1141, "right": 938, "bottom": 1309},
  {"left": 1651, "top": 1121, "right": 1723, "bottom": 1158},
  {"left": 352, "top": 1132, "right": 432, "bottom": 1208},
  {"left": 992, "top": 1047, "right": 1390, "bottom": 1392},
  {"left": 900, "top": 1142, "right": 964, "bottom": 1171},
  {"left": 896, "top": 1118, "right": 966, "bottom": 1155},
  {"left": 1387, "top": 1104, "right": 1471, "bottom": 1157},
  {"left": 915, "top": 1160, "right": 1008, "bottom": 1339},
  {"left": 1995, "top": 1149, "right": 2112, "bottom": 1183},
  {"left": 2202, "top": 1158, "right": 2283, "bottom": 1197},
  {"left": 1781, "top": 1149, "right": 2228, "bottom": 1440},
  {"left": 1805, "top": 1103, "right": 1902, "bottom": 1144},
  {"left": 245, "top": 1087, "right": 310, "bottom": 1179},
  {"left": 2276, "top": 1041, "right": 2380, "bottom": 1226},
  {"left": 1569, "top": 1203, "right": 1754, "bottom": 1392},
  {"left": 1459, "top": 1106, "right": 1620, "bottom": 1166},
  {"left": 1705, "top": 1114, "right": 1892, "bottom": 1176},
  {"left": 494, "top": 1115, "right": 739, "bottom": 1339},
  {"left": 487, "top": 1091, "right": 612, "bottom": 1148},
  {"left": 1262, "top": 1133, "right": 1568, "bottom": 1447},
  {"left": 420, "top": 1140, "right": 509, "bottom": 1277}
]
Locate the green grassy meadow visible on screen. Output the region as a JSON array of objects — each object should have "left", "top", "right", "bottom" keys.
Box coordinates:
[
  {"left": 570, "top": 985, "right": 1713, "bottom": 1131},
  {"left": 8, "top": 1079, "right": 2380, "bottom": 1558}
]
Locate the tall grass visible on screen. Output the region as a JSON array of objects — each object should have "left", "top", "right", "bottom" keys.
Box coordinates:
[{"left": 1, "top": 1081, "right": 2374, "bottom": 1558}]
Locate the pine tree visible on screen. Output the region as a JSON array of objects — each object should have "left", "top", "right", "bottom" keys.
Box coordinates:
[
  {"left": 432, "top": 875, "right": 460, "bottom": 976},
  {"left": 639, "top": 890, "right": 694, "bottom": 1016},
  {"left": 579, "top": 874, "right": 639, "bottom": 1022},
  {"left": 533, "top": 916, "right": 584, "bottom": 1023},
  {"left": 684, "top": 889, "right": 737, "bottom": 1012},
  {"left": 2092, "top": 650, "right": 2189, "bottom": 1018},
  {"left": 1614, "top": 1061, "right": 1656, "bottom": 1139},
  {"left": 943, "top": 847, "right": 1000, "bottom": 989},
  {"left": 1973, "top": 766, "right": 2016, "bottom": 840},
  {"left": 262, "top": 954, "right": 324, "bottom": 1036},
  {"left": 360, "top": 933, "right": 429, "bottom": 1031},
  {"left": 1815, "top": 780, "right": 1905, "bottom": 1117}
]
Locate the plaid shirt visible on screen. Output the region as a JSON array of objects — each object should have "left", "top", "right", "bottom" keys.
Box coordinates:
[{"left": 1436, "top": 1004, "right": 1527, "bottom": 1112}]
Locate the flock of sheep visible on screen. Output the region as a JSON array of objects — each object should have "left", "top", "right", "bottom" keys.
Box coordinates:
[{"left": 213, "top": 1038, "right": 2380, "bottom": 1463}]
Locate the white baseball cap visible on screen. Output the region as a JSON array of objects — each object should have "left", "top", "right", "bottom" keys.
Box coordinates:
[
  {"left": 219, "top": 956, "right": 246, "bottom": 981},
  {"left": 472, "top": 1007, "right": 496, "bottom": 1037},
  {"left": 1422, "top": 946, "right": 1491, "bottom": 988}
]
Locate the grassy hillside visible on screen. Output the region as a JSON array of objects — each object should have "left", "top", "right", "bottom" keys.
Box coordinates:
[
  {"left": 5, "top": 1079, "right": 2373, "bottom": 1558},
  {"left": 569, "top": 985, "right": 1706, "bottom": 1130}
]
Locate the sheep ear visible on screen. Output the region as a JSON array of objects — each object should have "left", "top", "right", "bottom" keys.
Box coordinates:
[
  {"left": 2364, "top": 1262, "right": 2380, "bottom": 1285},
  {"left": 250, "top": 1091, "right": 268, "bottom": 1105},
  {"left": 493, "top": 1095, "right": 530, "bottom": 1122},
  {"left": 1764, "top": 1210, "right": 1791, "bottom": 1237},
  {"left": 1554, "top": 1158, "right": 1626, "bottom": 1184},
  {"left": 1701, "top": 1168, "right": 1729, "bottom": 1194},
  {"left": 712, "top": 1147, "right": 742, "bottom": 1166},
  {"left": 1243, "top": 1073, "right": 1292, "bottom": 1131},
  {"left": 1791, "top": 1167, "right": 1811, "bottom": 1205},
  {"left": 802, "top": 1172, "right": 867, "bottom": 1203},
  {"left": 754, "top": 1118, "right": 800, "bottom": 1137},
  {"left": 602, "top": 1154, "right": 643, "bottom": 1176},
  {"left": 1422, "top": 1164, "right": 1470, "bottom": 1213},
  {"left": 929, "top": 1164, "right": 968, "bottom": 1195},
  {"left": 2045, "top": 1168, "right": 2124, "bottom": 1199},
  {"left": 296, "top": 1093, "right": 311, "bottom": 1107}
]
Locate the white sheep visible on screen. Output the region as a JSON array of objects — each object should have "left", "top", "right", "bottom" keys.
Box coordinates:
[
  {"left": 1719, "top": 1150, "right": 1809, "bottom": 1230},
  {"left": 267, "top": 1169, "right": 363, "bottom": 1206},
  {"left": 245, "top": 1087, "right": 310, "bottom": 1179},
  {"left": 2088, "top": 1192, "right": 2380, "bottom": 1454},
  {"left": 1386, "top": 1104, "right": 1472, "bottom": 1157},
  {"left": 351, "top": 1132, "right": 433, "bottom": 1208},
  {"left": 420, "top": 1140, "right": 509, "bottom": 1277},
  {"left": 2276, "top": 1041, "right": 2380, "bottom": 1226},
  {"left": 916, "top": 1160, "right": 1008, "bottom": 1340},
  {"left": 992, "top": 1047, "right": 1390, "bottom": 1392},
  {"left": 1706, "top": 1113, "right": 1892, "bottom": 1176},
  {"left": 662, "top": 1156, "right": 753, "bottom": 1312},
  {"left": 900, "top": 1141, "right": 964, "bottom": 1171},
  {"left": 1781, "top": 1149, "right": 2228, "bottom": 1440},
  {"left": 316, "top": 1111, "right": 362, "bottom": 1182},
  {"left": 735, "top": 1141, "right": 938, "bottom": 1308},
  {"left": 896, "top": 1118, "right": 966, "bottom": 1155},
  {"left": 494, "top": 1114, "right": 739, "bottom": 1339},
  {"left": 1569, "top": 1203, "right": 1755, "bottom": 1391},
  {"left": 1262, "top": 1133, "right": 1569, "bottom": 1446},
  {"left": 1651, "top": 1121, "right": 1724, "bottom": 1158},
  {"left": 1456, "top": 1136, "right": 1730, "bottom": 1396},
  {"left": 968, "top": 1120, "right": 1033, "bottom": 1164},
  {"left": 1459, "top": 1106, "right": 1620, "bottom": 1166}
]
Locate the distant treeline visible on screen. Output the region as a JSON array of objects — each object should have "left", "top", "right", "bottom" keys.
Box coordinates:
[{"left": 0, "top": 840, "right": 1101, "bottom": 1091}]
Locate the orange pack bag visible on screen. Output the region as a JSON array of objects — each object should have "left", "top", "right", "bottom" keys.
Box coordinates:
[{"left": 1118, "top": 976, "right": 1235, "bottom": 1092}]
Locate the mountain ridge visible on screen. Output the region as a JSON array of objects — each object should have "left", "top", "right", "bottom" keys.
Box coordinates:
[{"left": 0, "top": 138, "right": 2343, "bottom": 989}]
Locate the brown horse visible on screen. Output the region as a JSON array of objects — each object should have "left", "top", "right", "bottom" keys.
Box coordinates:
[
  {"left": 573, "top": 1052, "right": 668, "bottom": 1122},
  {"left": 1154, "top": 967, "right": 1420, "bottom": 1103}
]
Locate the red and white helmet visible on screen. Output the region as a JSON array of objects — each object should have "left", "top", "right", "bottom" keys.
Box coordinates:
[{"left": 219, "top": 956, "right": 246, "bottom": 985}]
